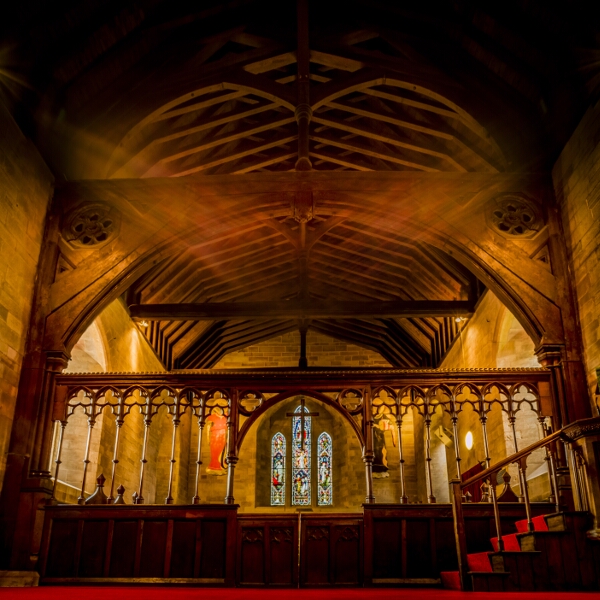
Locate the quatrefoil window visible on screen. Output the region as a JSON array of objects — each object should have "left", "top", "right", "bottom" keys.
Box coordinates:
[
  {"left": 489, "top": 195, "right": 542, "bottom": 238},
  {"left": 63, "top": 203, "right": 119, "bottom": 248}
]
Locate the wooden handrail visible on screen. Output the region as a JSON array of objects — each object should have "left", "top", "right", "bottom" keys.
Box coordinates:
[
  {"left": 451, "top": 424, "right": 572, "bottom": 591},
  {"left": 460, "top": 428, "right": 565, "bottom": 489}
]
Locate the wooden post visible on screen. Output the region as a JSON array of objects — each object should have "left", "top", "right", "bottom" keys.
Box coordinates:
[
  {"left": 192, "top": 394, "right": 205, "bottom": 504},
  {"left": 363, "top": 386, "right": 375, "bottom": 503},
  {"left": 137, "top": 419, "right": 150, "bottom": 504},
  {"left": 451, "top": 414, "right": 462, "bottom": 480},
  {"left": 450, "top": 479, "right": 469, "bottom": 591},
  {"left": 395, "top": 413, "right": 408, "bottom": 503},
  {"left": 295, "top": 0, "right": 312, "bottom": 171},
  {"left": 225, "top": 390, "right": 238, "bottom": 505},
  {"left": 165, "top": 401, "right": 180, "bottom": 505},
  {"left": 517, "top": 456, "right": 533, "bottom": 532},
  {"left": 78, "top": 396, "right": 98, "bottom": 505},
  {"left": 108, "top": 397, "right": 125, "bottom": 503},
  {"left": 49, "top": 421, "right": 67, "bottom": 503},
  {"left": 424, "top": 414, "right": 436, "bottom": 503}
]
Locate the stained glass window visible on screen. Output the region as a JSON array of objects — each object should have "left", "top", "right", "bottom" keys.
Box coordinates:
[
  {"left": 317, "top": 433, "right": 333, "bottom": 505},
  {"left": 292, "top": 405, "right": 311, "bottom": 505},
  {"left": 271, "top": 432, "right": 286, "bottom": 505}
]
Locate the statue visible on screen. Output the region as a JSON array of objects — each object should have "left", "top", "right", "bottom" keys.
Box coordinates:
[{"left": 206, "top": 406, "right": 228, "bottom": 475}]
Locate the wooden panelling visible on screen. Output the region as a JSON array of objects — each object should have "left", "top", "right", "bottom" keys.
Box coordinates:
[
  {"left": 109, "top": 520, "right": 137, "bottom": 577},
  {"left": 301, "top": 515, "right": 363, "bottom": 587},
  {"left": 45, "top": 519, "right": 78, "bottom": 578},
  {"left": 39, "top": 505, "right": 237, "bottom": 585},
  {"left": 363, "top": 503, "right": 553, "bottom": 585},
  {"left": 237, "top": 516, "right": 297, "bottom": 587},
  {"left": 170, "top": 520, "right": 196, "bottom": 578}
]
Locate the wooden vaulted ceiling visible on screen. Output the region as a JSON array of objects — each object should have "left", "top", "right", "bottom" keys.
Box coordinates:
[
  {"left": 127, "top": 215, "right": 481, "bottom": 369},
  {"left": 6, "top": 0, "right": 599, "bottom": 368}
]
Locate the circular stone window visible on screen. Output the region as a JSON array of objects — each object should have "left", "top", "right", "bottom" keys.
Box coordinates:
[
  {"left": 62, "top": 203, "right": 120, "bottom": 248},
  {"left": 489, "top": 194, "right": 542, "bottom": 238}
]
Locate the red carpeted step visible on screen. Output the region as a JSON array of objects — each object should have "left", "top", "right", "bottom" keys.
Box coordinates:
[
  {"left": 490, "top": 533, "right": 521, "bottom": 552},
  {"left": 515, "top": 515, "right": 549, "bottom": 532},
  {"left": 440, "top": 570, "right": 462, "bottom": 589},
  {"left": 467, "top": 552, "right": 493, "bottom": 572}
]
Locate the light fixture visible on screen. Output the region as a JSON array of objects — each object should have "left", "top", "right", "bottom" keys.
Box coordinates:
[
  {"left": 465, "top": 431, "right": 474, "bottom": 450},
  {"left": 455, "top": 316, "right": 466, "bottom": 323},
  {"left": 138, "top": 320, "right": 148, "bottom": 328}
]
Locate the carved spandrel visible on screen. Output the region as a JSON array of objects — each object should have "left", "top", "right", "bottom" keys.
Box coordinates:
[
  {"left": 242, "top": 528, "right": 264, "bottom": 544},
  {"left": 306, "top": 527, "right": 329, "bottom": 542},
  {"left": 336, "top": 526, "right": 360, "bottom": 542},
  {"left": 270, "top": 527, "right": 293, "bottom": 544}
]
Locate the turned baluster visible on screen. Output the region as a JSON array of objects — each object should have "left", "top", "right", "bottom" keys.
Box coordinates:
[
  {"left": 78, "top": 400, "right": 99, "bottom": 505},
  {"left": 508, "top": 411, "right": 525, "bottom": 501},
  {"left": 165, "top": 395, "right": 183, "bottom": 505},
  {"left": 192, "top": 395, "right": 205, "bottom": 505},
  {"left": 395, "top": 412, "right": 408, "bottom": 504},
  {"left": 137, "top": 418, "right": 150, "bottom": 504},
  {"left": 424, "top": 413, "right": 436, "bottom": 503},
  {"left": 50, "top": 420, "right": 67, "bottom": 502},
  {"left": 108, "top": 398, "right": 125, "bottom": 503},
  {"left": 451, "top": 413, "right": 462, "bottom": 480},
  {"left": 516, "top": 455, "right": 534, "bottom": 532}
]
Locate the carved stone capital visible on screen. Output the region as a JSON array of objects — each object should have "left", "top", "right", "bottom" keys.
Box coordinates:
[
  {"left": 535, "top": 344, "right": 564, "bottom": 367},
  {"left": 44, "top": 349, "right": 71, "bottom": 373}
]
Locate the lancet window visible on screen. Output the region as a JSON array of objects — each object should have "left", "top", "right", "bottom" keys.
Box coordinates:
[
  {"left": 292, "top": 405, "right": 311, "bottom": 506},
  {"left": 271, "top": 432, "right": 286, "bottom": 506},
  {"left": 317, "top": 432, "right": 332, "bottom": 505}
]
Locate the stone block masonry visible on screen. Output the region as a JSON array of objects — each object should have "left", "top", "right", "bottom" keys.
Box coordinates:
[
  {"left": 0, "top": 104, "right": 53, "bottom": 491},
  {"left": 213, "top": 330, "right": 391, "bottom": 368},
  {"left": 554, "top": 99, "right": 600, "bottom": 399}
]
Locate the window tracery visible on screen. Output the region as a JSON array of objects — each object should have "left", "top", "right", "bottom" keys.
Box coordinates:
[
  {"left": 292, "top": 405, "right": 311, "bottom": 506},
  {"left": 271, "top": 432, "right": 286, "bottom": 505},
  {"left": 317, "top": 432, "right": 332, "bottom": 505}
]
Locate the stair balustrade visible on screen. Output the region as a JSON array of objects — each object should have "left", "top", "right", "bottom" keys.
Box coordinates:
[{"left": 450, "top": 420, "right": 597, "bottom": 590}]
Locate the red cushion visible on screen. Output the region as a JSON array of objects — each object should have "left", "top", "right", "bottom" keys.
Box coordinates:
[
  {"left": 441, "top": 571, "right": 462, "bottom": 589},
  {"left": 467, "top": 552, "right": 493, "bottom": 572},
  {"left": 515, "top": 515, "right": 549, "bottom": 532},
  {"left": 491, "top": 533, "right": 521, "bottom": 551}
]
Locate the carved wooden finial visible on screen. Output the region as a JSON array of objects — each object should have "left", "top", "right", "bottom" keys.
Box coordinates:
[
  {"left": 114, "top": 484, "right": 126, "bottom": 505},
  {"left": 84, "top": 473, "right": 108, "bottom": 505}
]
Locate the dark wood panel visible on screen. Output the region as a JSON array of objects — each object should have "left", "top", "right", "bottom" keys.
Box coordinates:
[
  {"left": 406, "top": 519, "right": 433, "bottom": 578},
  {"left": 41, "top": 505, "right": 238, "bottom": 584},
  {"left": 333, "top": 525, "right": 361, "bottom": 584},
  {"left": 270, "top": 526, "right": 295, "bottom": 585},
  {"left": 200, "top": 519, "right": 227, "bottom": 579},
  {"left": 45, "top": 520, "right": 78, "bottom": 577},
  {"left": 304, "top": 526, "right": 330, "bottom": 584},
  {"left": 109, "top": 520, "right": 138, "bottom": 577},
  {"left": 372, "top": 518, "right": 402, "bottom": 579},
  {"left": 139, "top": 520, "right": 168, "bottom": 577},
  {"left": 170, "top": 520, "right": 196, "bottom": 578},
  {"left": 79, "top": 520, "right": 108, "bottom": 577},
  {"left": 435, "top": 518, "right": 458, "bottom": 572},
  {"left": 240, "top": 527, "right": 265, "bottom": 584}
]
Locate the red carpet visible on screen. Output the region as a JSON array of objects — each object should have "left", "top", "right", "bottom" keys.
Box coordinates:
[{"left": 0, "top": 588, "right": 596, "bottom": 599}]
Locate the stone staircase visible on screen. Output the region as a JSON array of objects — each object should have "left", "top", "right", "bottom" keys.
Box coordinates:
[{"left": 441, "top": 512, "right": 600, "bottom": 591}]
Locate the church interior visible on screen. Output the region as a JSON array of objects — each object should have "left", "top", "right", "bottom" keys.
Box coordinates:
[{"left": 1, "top": 0, "right": 600, "bottom": 594}]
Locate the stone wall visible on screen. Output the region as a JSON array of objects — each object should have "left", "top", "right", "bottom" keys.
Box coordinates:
[
  {"left": 213, "top": 330, "right": 391, "bottom": 368},
  {"left": 440, "top": 290, "right": 546, "bottom": 498},
  {"left": 0, "top": 104, "right": 53, "bottom": 490},
  {"left": 554, "top": 99, "right": 600, "bottom": 399},
  {"left": 57, "top": 298, "right": 167, "bottom": 502}
]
